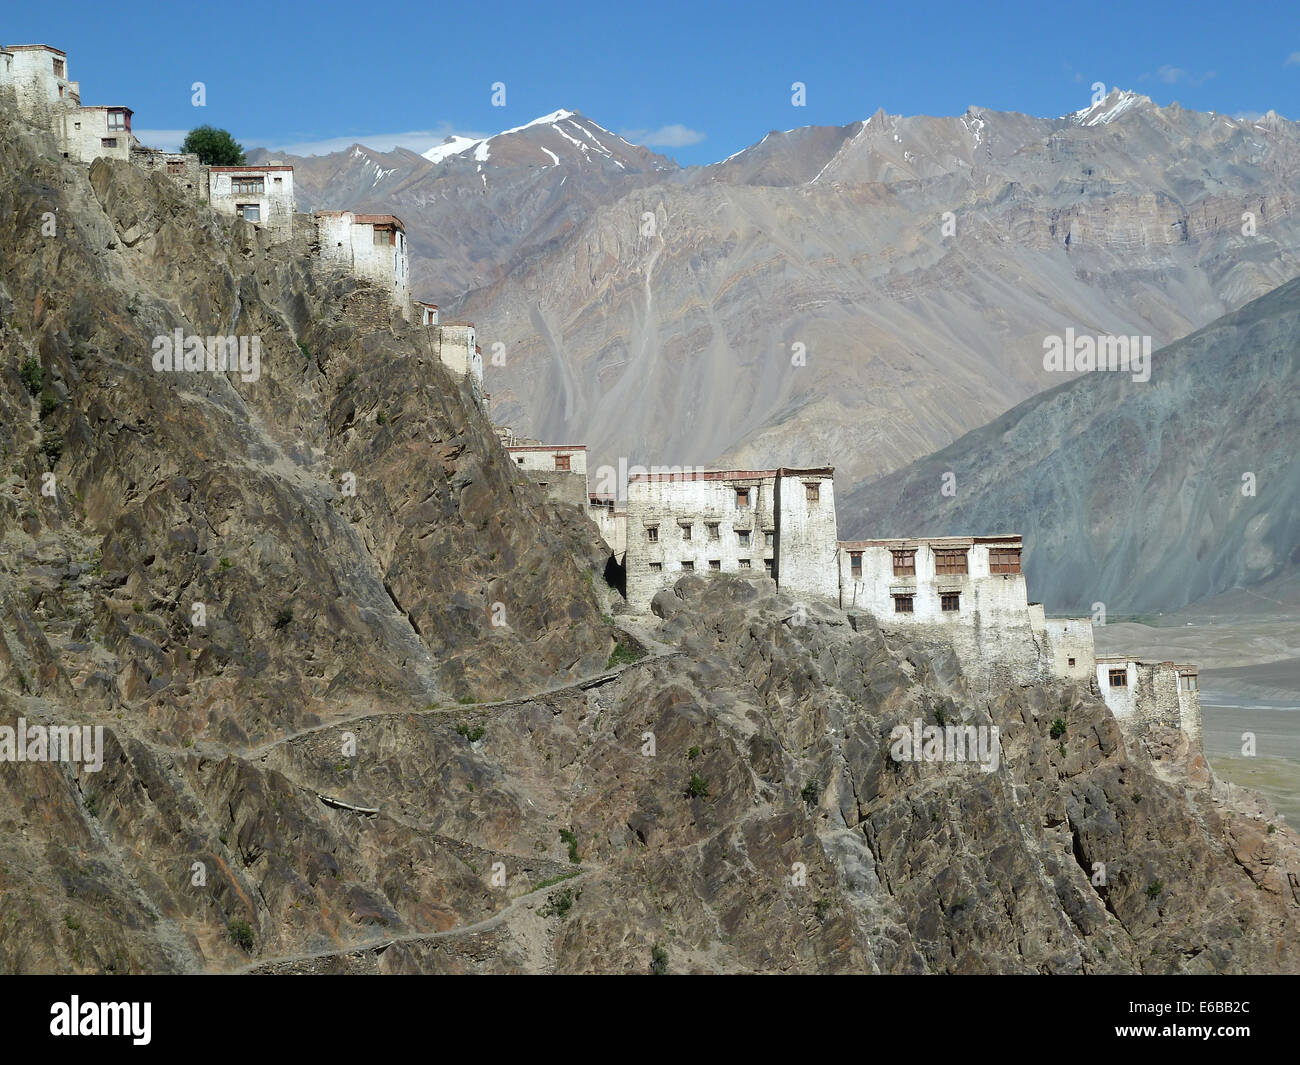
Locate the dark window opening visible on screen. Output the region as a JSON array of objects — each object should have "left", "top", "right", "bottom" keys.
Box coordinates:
[
  {"left": 1108, "top": 669, "right": 1128, "bottom": 688},
  {"left": 941, "top": 593, "right": 960, "bottom": 612},
  {"left": 893, "top": 595, "right": 914, "bottom": 614},
  {"left": 990, "top": 548, "right": 1022, "bottom": 574},
  {"left": 891, "top": 550, "right": 916, "bottom": 577}
]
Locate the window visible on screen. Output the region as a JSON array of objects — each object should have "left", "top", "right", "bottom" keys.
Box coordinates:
[
  {"left": 893, "top": 595, "right": 914, "bottom": 614},
  {"left": 680, "top": 523, "right": 692, "bottom": 541},
  {"left": 53, "top": 58, "right": 65, "bottom": 77},
  {"left": 763, "top": 558, "right": 774, "bottom": 576},
  {"left": 805, "top": 482, "right": 819, "bottom": 502},
  {"left": 764, "top": 530, "right": 774, "bottom": 548},
  {"left": 515, "top": 456, "right": 524, "bottom": 465},
  {"left": 989, "top": 548, "right": 1022, "bottom": 574},
  {"left": 1180, "top": 674, "right": 1198, "bottom": 691},
  {"left": 554, "top": 454, "right": 570, "bottom": 471},
  {"left": 708, "top": 560, "right": 721, "bottom": 571},
  {"left": 737, "top": 530, "right": 750, "bottom": 547},
  {"left": 107, "top": 110, "right": 129, "bottom": 132},
  {"left": 231, "top": 176, "right": 264, "bottom": 194},
  {"left": 891, "top": 550, "right": 916, "bottom": 577},
  {"left": 1067, "top": 657, "right": 1076, "bottom": 667},
  {"left": 274, "top": 176, "right": 283, "bottom": 184},
  {"left": 374, "top": 228, "right": 394, "bottom": 246},
  {"left": 849, "top": 551, "right": 862, "bottom": 578},
  {"left": 1108, "top": 669, "right": 1128, "bottom": 688},
  {"left": 738, "top": 559, "right": 751, "bottom": 569},
  {"left": 706, "top": 522, "right": 719, "bottom": 541},
  {"left": 941, "top": 593, "right": 960, "bottom": 612},
  {"left": 934, "top": 549, "right": 968, "bottom": 575},
  {"left": 648, "top": 562, "right": 662, "bottom": 573},
  {"left": 236, "top": 203, "right": 261, "bottom": 222},
  {"left": 735, "top": 488, "right": 750, "bottom": 508},
  {"left": 167, "top": 160, "right": 184, "bottom": 175},
  {"left": 646, "top": 525, "right": 659, "bottom": 543},
  {"left": 681, "top": 561, "right": 694, "bottom": 571},
  {"left": 101, "top": 138, "right": 118, "bottom": 148}
]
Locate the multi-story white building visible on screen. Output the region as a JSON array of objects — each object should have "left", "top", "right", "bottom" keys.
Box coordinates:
[
  {"left": 428, "top": 321, "right": 483, "bottom": 398},
  {"left": 624, "top": 467, "right": 838, "bottom": 612},
  {"left": 209, "top": 165, "right": 296, "bottom": 241},
  {"left": 507, "top": 444, "right": 589, "bottom": 508},
  {"left": 1097, "top": 657, "right": 1202, "bottom": 745},
  {"left": 315, "top": 211, "right": 411, "bottom": 318}
]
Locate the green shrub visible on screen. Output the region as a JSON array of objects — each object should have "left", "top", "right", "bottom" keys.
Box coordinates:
[
  {"left": 39, "top": 428, "right": 63, "bottom": 463},
  {"left": 1146, "top": 880, "right": 1163, "bottom": 900},
  {"left": 687, "top": 773, "right": 709, "bottom": 799},
  {"left": 228, "top": 918, "right": 255, "bottom": 952},
  {"left": 273, "top": 606, "right": 293, "bottom": 630},
  {"left": 607, "top": 640, "right": 641, "bottom": 669},
  {"left": 800, "top": 780, "right": 820, "bottom": 807},
  {"left": 650, "top": 943, "right": 669, "bottom": 975},
  {"left": 687, "top": 745, "right": 701, "bottom": 761},
  {"left": 455, "top": 723, "right": 485, "bottom": 743},
  {"left": 559, "top": 828, "right": 581, "bottom": 864},
  {"left": 181, "top": 125, "right": 245, "bottom": 165},
  {"left": 1050, "top": 719, "right": 1067, "bottom": 739},
  {"left": 20, "top": 357, "right": 43, "bottom": 396}
]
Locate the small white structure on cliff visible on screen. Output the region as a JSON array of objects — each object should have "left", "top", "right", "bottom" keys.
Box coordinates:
[
  {"left": 507, "top": 444, "right": 589, "bottom": 508},
  {"left": 315, "top": 210, "right": 411, "bottom": 318},
  {"left": 209, "top": 165, "right": 296, "bottom": 241},
  {"left": 1097, "top": 657, "right": 1202, "bottom": 744},
  {"left": 625, "top": 467, "right": 839, "bottom": 611}
]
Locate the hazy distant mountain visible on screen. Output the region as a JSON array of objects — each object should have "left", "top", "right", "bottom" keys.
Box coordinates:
[
  {"left": 841, "top": 275, "right": 1300, "bottom": 613},
  {"left": 274, "top": 92, "right": 1300, "bottom": 495}
]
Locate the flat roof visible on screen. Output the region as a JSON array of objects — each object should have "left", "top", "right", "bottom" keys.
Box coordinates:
[
  {"left": 1095, "top": 656, "right": 1199, "bottom": 671},
  {"left": 507, "top": 444, "right": 586, "bottom": 452},
  {"left": 838, "top": 534, "right": 1022, "bottom": 549},
  {"left": 627, "top": 466, "right": 833, "bottom": 483},
  {"left": 354, "top": 213, "right": 405, "bottom": 229},
  {"left": 78, "top": 105, "right": 132, "bottom": 113},
  {"left": 211, "top": 165, "right": 293, "bottom": 172},
  {"left": 7, "top": 44, "right": 67, "bottom": 55}
]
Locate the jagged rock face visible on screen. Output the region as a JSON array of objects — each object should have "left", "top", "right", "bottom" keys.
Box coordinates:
[
  {"left": 1, "top": 110, "right": 1296, "bottom": 975},
  {"left": 842, "top": 276, "right": 1300, "bottom": 613}
]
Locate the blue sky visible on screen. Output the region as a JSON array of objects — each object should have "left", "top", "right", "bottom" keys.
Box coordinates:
[{"left": 9, "top": 0, "right": 1300, "bottom": 164}]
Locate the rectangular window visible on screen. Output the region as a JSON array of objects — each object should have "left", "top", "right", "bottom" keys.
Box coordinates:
[
  {"left": 763, "top": 558, "right": 774, "bottom": 576},
  {"left": 648, "top": 562, "right": 662, "bottom": 573},
  {"left": 274, "top": 176, "right": 283, "bottom": 184},
  {"left": 53, "top": 58, "right": 65, "bottom": 77},
  {"left": 680, "top": 523, "right": 692, "bottom": 541},
  {"left": 646, "top": 525, "right": 659, "bottom": 543},
  {"left": 737, "top": 530, "right": 750, "bottom": 547},
  {"left": 681, "top": 561, "right": 694, "bottom": 571},
  {"left": 167, "top": 160, "right": 184, "bottom": 174},
  {"left": 708, "top": 560, "right": 720, "bottom": 571},
  {"left": 1108, "top": 669, "right": 1128, "bottom": 688},
  {"left": 515, "top": 456, "right": 524, "bottom": 465},
  {"left": 706, "top": 522, "right": 719, "bottom": 541},
  {"left": 1068, "top": 657, "right": 1076, "bottom": 667},
  {"left": 735, "top": 488, "right": 750, "bottom": 508},
  {"left": 374, "top": 228, "right": 394, "bottom": 246},
  {"left": 891, "top": 550, "right": 916, "bottom": 577},
  {"left": 106, "top": 109, "right": 128, "bottom": 132},
  {"left": 764, "top": 530, "right": 774, "bottom": 548},
  {"left": 941, "top": 593, "right": 960, "bottom": 612},
  {"left": 989, "top": 548, "right": 1022, "bottom": 574},
  {"left": 738, "top": 559, "right": 751, "bottom": 569},
  {"left": 101, "top": 138, "right": 118, "bottom": 148},
  {"left": 554, "top": 454, "right": 570, "bottom": 471},
  {"left": 849, "top": 551, "right": 862, "bottom": 578},
  {"left": 934, "top": 549, "right": 968, "bottom": 575},
  {"left": 804, "top": 482, "right": 819, "bottom": 502},
  {"left": 236, "top": 203, "right": 261, "bottom": 222},
  {"left": 893, "top": 595, "right": 914, "bottom": 614},
  {"left": 1180, "top": 674, "right": 1198, "bottom": 691},
  {"left": 231, "top": 176, "right": 264, "bottom": 194}
]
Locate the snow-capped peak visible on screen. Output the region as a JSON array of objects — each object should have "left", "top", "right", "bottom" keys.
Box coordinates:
[
  {"left": 422, "top": 109, "right": 591, "bottom": 165},
  {"left": 1070, "top": 89, "right": 1151, "bottom": 127}
]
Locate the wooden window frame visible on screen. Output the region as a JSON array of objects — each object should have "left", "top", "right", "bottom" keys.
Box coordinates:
[
  {"left": 554, "top": 453, "right": 570, "bottom": 471},
  {"left": 891, "top": 550, "right": 916, "bottom": 577},
  {"left": 934, "top": 549, "right": 968, "bottom": 575},
  {"left": 1108, "top": 668, "right": 1128, "bottom": 688},
  {"left": 849, "top": 551, "right": 862, "bottom": 578},
  {"left": 989, "top": 549, "right": 1022, "bottom": 574},
  {"left": 940, "top": 592, "right": 960, "bottom": 612},
  {"left": 892, "top": 595, "right": 914, "bottom": 614}
]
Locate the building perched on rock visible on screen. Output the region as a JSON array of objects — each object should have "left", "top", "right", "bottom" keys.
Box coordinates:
[
  {"left": 209, "top": 164, "right": 296, "bottom": 241},
  {"left": 425, "top": 320, "right": 483, "bottom": 400},
  {"left": 315, "top": 210, "right": 411, "bottom": 318},
  {"left": 507, "top": 444, "right": 589, "bottom": 507},
  {"left": 625, "top": 467, "right": 838, "bottom": 612},
  {"left": 1097, "top": 657, "right": 1203, "bottom": 745},
  {"left": 1, "top": 44, "right": 138, "bottom": 162}
]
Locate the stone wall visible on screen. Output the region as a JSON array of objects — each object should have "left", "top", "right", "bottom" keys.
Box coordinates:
[
  {"left": 1097, "top": 658, "right": 1203, "bottom": 744},
  {"left": 2, "top": 45, "right": 79, "bottom": 130},
  {"left": 131, "top": 148, "right": 207, "bottom": 201},
  {"left": 315, "top": 211, "right": 410, "bottom": 318},
  {"left": 507, "top": 445, "right": 588, "bottom": 508},
  {"left": 432, "top": 322, "right": 483, "bottom": 398},
  {"left": 1044, "top": 616, "right": 1096, "bottom": 681},
  {"left": 773, "top": 470, "right": 839, "bottom": 604}
]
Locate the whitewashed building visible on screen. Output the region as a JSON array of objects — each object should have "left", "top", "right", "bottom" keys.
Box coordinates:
[
  {"left": 1097, "top": 657, "right": 1202, "bottom": 745},
  {"left": 429, "top": 320, "right": 483, "bottom": 398},
  {"left": 315, "top": 211, "right": 411, "bottom": 318},
  {"left": 209, "top": 165, "right": 295, "bottom": 240},
  {"left": 624, "top": 467, "right": 838, "bottom": 612},
  {"left": 507, "top": 444, "right": 589, "bottom": 507}
]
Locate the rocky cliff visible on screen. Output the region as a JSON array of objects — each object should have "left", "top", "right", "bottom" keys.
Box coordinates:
[{"left": 1, "top": 108, "right": 1297, "bottom": 974}]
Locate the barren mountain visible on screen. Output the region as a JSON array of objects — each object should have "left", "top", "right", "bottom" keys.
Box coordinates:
[
  {"left": 4, "top": 101, "right": 1298, "bottom": 974},
  {"left": 841, "top": 275, "right": 1300, "bottom": 614}
]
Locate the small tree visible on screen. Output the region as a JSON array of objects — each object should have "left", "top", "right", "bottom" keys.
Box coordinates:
[{"left": 181, "top": 126, "right": 245, "bottom": 166}]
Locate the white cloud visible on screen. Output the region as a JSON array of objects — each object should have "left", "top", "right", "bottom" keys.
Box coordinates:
[
  {"left": 1286, "top": 51, "right": 1300, "bottom": 66},
  {"left": 620, "top": 123, "right": 706, "bottom": 148},
  {"left": 134, "top": 124, "right": 489, "bottom": 158},
  {"left": 1144, "top": 65, "right": 1216, "bottom": 86}
]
